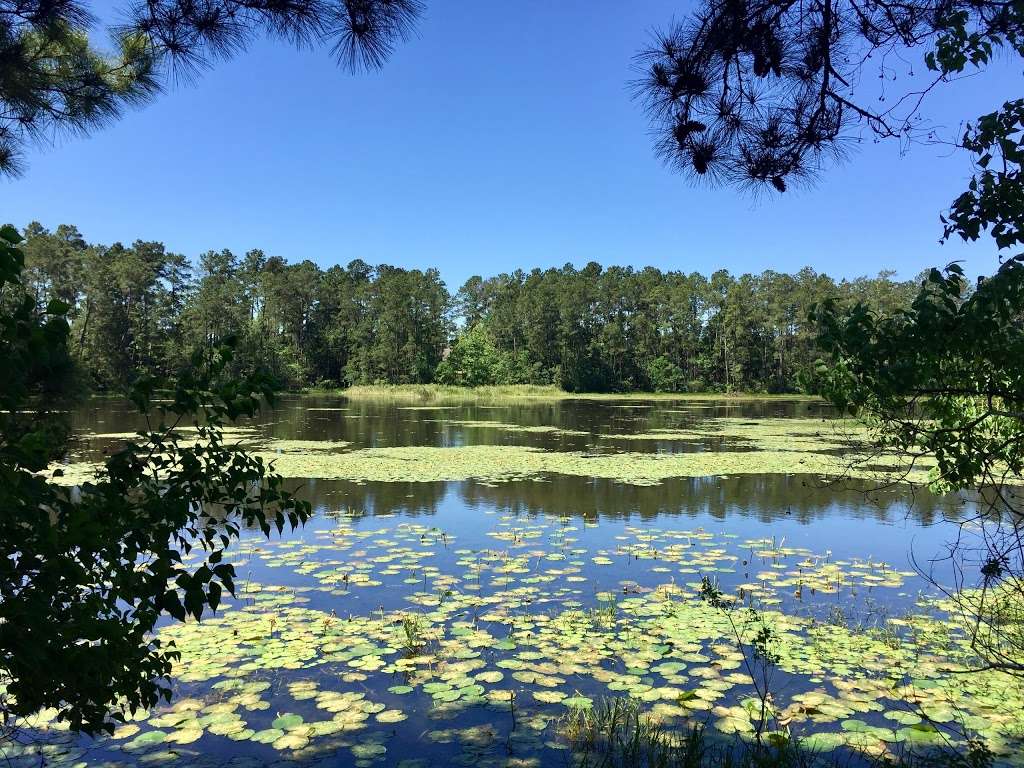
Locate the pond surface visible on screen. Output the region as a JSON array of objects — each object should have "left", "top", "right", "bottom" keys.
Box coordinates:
[{"left": 17, "top": 395, "right": 1024, "bottom": 768}]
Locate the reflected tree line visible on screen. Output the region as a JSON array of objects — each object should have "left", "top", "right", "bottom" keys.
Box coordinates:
[
  {"left": 70, "top": 395, "right": 832, "bottom": 460},
  {"left": 19, "top": 222, "right": 918, "bottom": 393},
  {"left": 304, "top": 475, "right": 964, "bottom": 527}
]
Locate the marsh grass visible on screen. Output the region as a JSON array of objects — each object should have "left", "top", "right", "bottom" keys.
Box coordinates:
[
  {"left": 335, "top": 384, "right": 567, "bottom": 402},
  {"left": 560, "top": 699, "right": 990, "bottom": 768},
  {"left": 561, "top": 698, "right": 812, "bottom": 768},
  {"left": 332, "top": 384, "right": 820, "bottom": 403},
  {"left": 400, "top": 613, "right": 427, "bottom": 655}
]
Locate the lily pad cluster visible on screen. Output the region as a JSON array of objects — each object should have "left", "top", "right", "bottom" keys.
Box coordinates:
[
  {"left": 20, "top": 402, "right": 1023, "bottom": 766},
  {"left": 10, "top": 512, "right": 1024, "bottom": 768},
  {"left": 246, "top": 443, "right": 931, "bottom": 486}
]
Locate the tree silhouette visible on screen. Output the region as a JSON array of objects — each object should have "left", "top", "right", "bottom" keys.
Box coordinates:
[
  {"left": 634, "top": 0, "right": 1021, "bottom": 194},
  {"left": 0, "top": 0, "right": 421, "bottom": 175}
]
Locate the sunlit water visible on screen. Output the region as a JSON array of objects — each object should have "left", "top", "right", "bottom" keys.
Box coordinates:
[{"left": 14, "top": 396, "right": 1022, "bottom": 768}]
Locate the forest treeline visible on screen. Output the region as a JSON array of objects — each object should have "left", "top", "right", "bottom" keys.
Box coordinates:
[{"left": 17, "top": 222, "right": 919, "bottom": 393}]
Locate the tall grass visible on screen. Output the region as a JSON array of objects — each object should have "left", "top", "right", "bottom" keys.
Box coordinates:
[
  {"left": 558, "top": 699, "right": 989, "bottom": 768},
  {"left": 326, "top": 384, "right": 819, "bottom": 403},
  {"left": 337, "top": 383, "right": 565, "bottom": 402},
  {"left": 561, "top": 699, "right": 810, "bottom": 768}
]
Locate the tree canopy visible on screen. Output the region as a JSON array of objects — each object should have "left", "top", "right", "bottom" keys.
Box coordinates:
[
  {"left": 16, "top": 221, "right": 922, "bottom": 393},
  {"left": 0, "top": 0, "right": 421, "bottom": 175},
  {"left": 634, "top": 0, "right": 1021, "bottom": 193}
]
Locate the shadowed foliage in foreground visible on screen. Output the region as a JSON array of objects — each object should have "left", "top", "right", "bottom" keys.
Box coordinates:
[{"left": 1, "top": 225, "right": 310, "bottom": 733}]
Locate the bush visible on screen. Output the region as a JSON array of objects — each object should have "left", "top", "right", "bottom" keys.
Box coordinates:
[
  {"left": 646, "top": 355, "right": 687, "bottom": 393},
  {"left": 436, "top": 324, "right": 536, "bottom": 386}
]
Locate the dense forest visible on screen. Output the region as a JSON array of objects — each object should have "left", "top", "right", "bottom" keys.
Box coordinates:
[{"left": 17, "top": 222, "right": 919, "bottom": 393}]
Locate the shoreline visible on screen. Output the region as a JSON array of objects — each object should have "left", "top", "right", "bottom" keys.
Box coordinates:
[{"left": 307, "top": 384, "right": 821, "bottom": 403}]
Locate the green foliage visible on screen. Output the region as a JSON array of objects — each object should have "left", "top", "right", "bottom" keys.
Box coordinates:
[
  {"left": 344, "top": 264, "right": 450, "bottom": 385},
  {"left": 436, "top": 324, "right": 535, "bottom": 386},
  {"left": 636, "top": 0, "right": 1019, "bottom": 194},
  {"left": 17, "top": 223, "right": 921, "bottom": 394},
  {"left": 0, "top": 12, "right": 159, "bottom": 175},
  {"left": 400, "top": 613, "right": 427, "bottom": 655},
  {"left": 646, "top": 355, "right": 687, "bottom": 393},
  {"left": 0, "top": 228, "right": 311, "bottom": 733},
  {"left": 926, "top": 3, "right": 1024, "bottom": 76},
  {"left": 16, "top": 228, "right": 454, "bottom": 391},
  {"left": 813, "top": 259, "right": 1024, "bottom": 495},
  {"left": 0, "top": 225, "right": 77, "bottom": 472},
  {"left": 458, "top": 263, "right": 917, "bottom": 394},
  {"left": 811, "top": 259, "right": 1024, "bottom": 673},
  {"left": 805, "top": 0, "right": 1024, "bottom": 588},
  {"left": 943, "top": 99, "right": 1024, "bottom": 251}
]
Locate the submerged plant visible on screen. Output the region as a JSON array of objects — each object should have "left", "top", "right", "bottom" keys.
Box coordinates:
[
  {"left": 698, "top": 575, "right": 783, "bottom": 746},
  {"left": 400, "top": 613, "right": 427, "bottom": 655}
]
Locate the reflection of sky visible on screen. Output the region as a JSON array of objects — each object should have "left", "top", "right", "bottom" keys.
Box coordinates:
[
  {"left": 229, "top": 473, "right": 967, "bottom": 630},
  {"left": 77, "top": 394, "right": 972, "bottom": 620}
]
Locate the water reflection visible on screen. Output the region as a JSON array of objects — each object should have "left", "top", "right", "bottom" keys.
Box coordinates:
[
  {"left": 70, "top": 394, "right": 966, "bottom": 575},
  {"left": 292, "top": 475, "right": 963, "bottom": 529},
  {"left": 35, "top": 395, "right": 1018, "bottom": 767},
  {"left": 69, "top": 394, "right": 839, "bottom": 457}
]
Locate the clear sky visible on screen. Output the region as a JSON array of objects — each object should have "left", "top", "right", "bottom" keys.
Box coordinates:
[{"left": 3, "top": 0, "right": 1017, "bottom": 290}]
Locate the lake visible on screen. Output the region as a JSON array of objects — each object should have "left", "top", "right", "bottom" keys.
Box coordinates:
[{"left": 15, "top": 394, "right": 1024, "bottom": 768}]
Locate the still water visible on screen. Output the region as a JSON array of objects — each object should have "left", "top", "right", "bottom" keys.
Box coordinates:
[{"left": 17, "top": 395, "right": 1022, "bottom": 768}]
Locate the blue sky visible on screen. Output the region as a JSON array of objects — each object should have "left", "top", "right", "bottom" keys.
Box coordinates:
[{"left": 3, "top": 0, "right": 1017, "bottom": 289}]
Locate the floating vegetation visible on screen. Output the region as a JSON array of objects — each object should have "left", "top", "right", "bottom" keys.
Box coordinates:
[
  {"left": 257, "top": 439, "right": 352, "bottom": 454},
  {"left": 429, "top": 419, "right": 590, "bottom": 437},
  {"left": 57, "top": 408, "right": 907, "bottom": 491},
  {"left": 338, "top": 384, "right": 819, "bottom": 403},
  {"left": 45, "top": 442, "right": 929, "bottom": 488},
  {"left": 396, "top": 406, "right": 462, "bottom": 410},
  {"left": 10, "top": 514, "right": 1024, "bottom": 767},
  {"left": 243, "top": 444, "right": 929, "bottom": 486},
  {"left": 44, "top": 460, "right": 106, "bottom": 485},
  {"left": 85, "top": 426, "right": 261, "bottom": 441},
  {"left": 600, "top": 417, "right": 869, "bottom": 453},
  {"left": 341, "top": 384, "right": 572, "bottom": 402}
]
